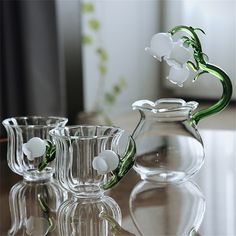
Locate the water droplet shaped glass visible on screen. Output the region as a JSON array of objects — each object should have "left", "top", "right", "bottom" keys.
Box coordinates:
[{"left": 132, "top": 98, "right": 204, "bottom": 183}]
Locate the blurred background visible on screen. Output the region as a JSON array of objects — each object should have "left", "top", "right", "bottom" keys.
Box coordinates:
[{"left": 0, "top": 0, "right": 235, "bottom": 135}]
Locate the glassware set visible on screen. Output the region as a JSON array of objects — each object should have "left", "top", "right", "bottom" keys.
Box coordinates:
[{"left": 2, "top": 25, "right": 233, "bottom": 235}]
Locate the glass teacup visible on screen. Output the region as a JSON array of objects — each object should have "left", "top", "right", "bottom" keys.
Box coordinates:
[
  {"left": 50, "top": 125, "right": 135, "bottom": 197},
  {"left": 2, "top": 116, "right": 68, "bottom": 181}
]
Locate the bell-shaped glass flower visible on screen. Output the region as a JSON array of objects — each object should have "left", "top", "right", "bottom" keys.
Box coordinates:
[
  {"left": 165, "top": 42, "right": 192, "bottom": 68},
  {"left": 92, "top": 150, "right": 120, "bottom": 175},
  {"left": 145, "top": 33, "right": 173, "bottom": 61},
  {"left": 167, "top": 65, "right": 190, "bottom": 87},
  {"left": 22, "top": 137, "right": 47, "bottom": 161}
]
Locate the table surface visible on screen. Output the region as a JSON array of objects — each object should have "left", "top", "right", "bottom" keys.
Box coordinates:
[{"left": 0, "top": 129, "right": 236, "bottom": 236}]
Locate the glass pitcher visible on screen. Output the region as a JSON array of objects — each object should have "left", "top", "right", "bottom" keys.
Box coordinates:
[{"left": 132, "top": 98, "right": 204, "bottom": 183}]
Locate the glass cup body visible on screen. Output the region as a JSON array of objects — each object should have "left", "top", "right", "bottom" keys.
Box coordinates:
[
  {"left": 8, "top": 178, "right": 66, "bottom": 236},
  {"left": 132, "top": 99, "right": 204, "bottom": 183},
  {"left": 2, "top": 116, "right": 68, "bottom": 181},
  {"left": 50, "top": 125, "right": 124, "bottom": 197}
]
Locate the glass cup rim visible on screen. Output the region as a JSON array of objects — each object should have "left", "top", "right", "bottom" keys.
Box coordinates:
[
  {"left": 49, "top": 125, "right": 124, "bottom": 140},
  {"left": 2, "top": 116, "right": 68, "bottom": 128}
]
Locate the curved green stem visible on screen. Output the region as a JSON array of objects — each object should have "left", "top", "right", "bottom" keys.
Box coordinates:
[
  {"left": 101, "top": 137, "right": 136, "bottom": 190},
  {"left": 191, "top": 63, "right": 232, "bottom": 124},
  {"left": 170, "top": 25, "right": 233, "bottom": 124}
]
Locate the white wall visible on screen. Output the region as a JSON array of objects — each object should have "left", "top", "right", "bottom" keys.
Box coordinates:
[{"left": 82, "top": 0, "right": 161, "bottom": 115}]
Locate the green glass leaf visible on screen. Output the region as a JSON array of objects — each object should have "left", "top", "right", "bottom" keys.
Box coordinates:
[
  {"left": 201, "top": 52, "right": 209, "bottom": 62},
  {"left": 96, "top": 47, "right": 108, "bottom": 61},
  {"left": 82, "top": 2, "right": 94, "bottom": 13},
  {"left": 187, "top": 61, "right": 199, "bottom": 72},
  {"left": 98, "top": 64, "right": 107, "bottom": 75},
  {"left": 193, "top": 71, "right": 208, "bottom": 82},
  {"left": 194, "top": 27, "right": 206, "bottom": 34},
  {"left": 88, "top": 19, "right": 100, "bottom": 31},
  {"left": 82, "top": 35, "right": 93, "bottom": 45}
]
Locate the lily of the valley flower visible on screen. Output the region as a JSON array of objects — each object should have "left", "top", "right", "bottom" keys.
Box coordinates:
[
  {"left": 145, "top": 33, "right": 173, "bottom": 61},
  {"left": 165, "top": 41, "right": 191, "bottom": 68},
  {"left": 22, "top": 137, "right": 46, "bottom": 161},
  {"left": 167, "top": 66, "right": 190, "bottom": 87},
  {"left": 92, "top": 150, "right": 119, "bottom": 175},
  {"left": 146, "top": 32, "right": 192, "bottom": 86}
]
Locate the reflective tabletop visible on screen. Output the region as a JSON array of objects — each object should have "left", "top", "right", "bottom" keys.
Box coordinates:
[{"left": 0, "top": 129, "right": 236, "bottom": 236}]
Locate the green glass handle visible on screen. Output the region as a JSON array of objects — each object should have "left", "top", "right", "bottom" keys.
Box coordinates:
[
  {"left": 192, "top": 63, "right": 232, "bottom": 124},
  {"left": 101, "top": 136, "right": 136, "bottom": 190},
  {"left": 169, "top": 25, "right": 233, "bottom": 125}
]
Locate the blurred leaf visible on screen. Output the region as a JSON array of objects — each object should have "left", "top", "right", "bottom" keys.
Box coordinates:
[
  {"left": 113, "top": 85, "right": 121, "bottom": 95},
  {"left": 119, "top": 77, "right": 126, "bottom": 87},
  {"left": 88, "top": 19, "right": 100, "bottom": 31},
  {"left": 104, "top": 93, "right": 115, "bottom": 105},
  {"left": 96, "top": 47, "right": 108, "bottom": 61},
  {"left": 82, "top": 35, "right": 93, "bottom": 45},
  {"left": 112, "top": 80, "right": 125, "bottom": 95},
  {"left": 98, "top": 64, "right": 107, "bottom": 76},
  {"left": 82, "top": 2, "right": 94, "bottom": 13}
]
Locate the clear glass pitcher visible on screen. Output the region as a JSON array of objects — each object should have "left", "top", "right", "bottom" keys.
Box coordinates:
[{"left": 132, "top": 98, "right": 204, "bottom": 183}]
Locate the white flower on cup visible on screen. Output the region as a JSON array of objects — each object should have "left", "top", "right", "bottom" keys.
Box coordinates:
[
  {"left": 146, "top": 32, "right": 192, "bottom": 86},
  {"left": 92, "top": 150, "right": 119, "bottom": 175},
  {"left": 22, "top": 137, "right": 47, "bottom": 161}
]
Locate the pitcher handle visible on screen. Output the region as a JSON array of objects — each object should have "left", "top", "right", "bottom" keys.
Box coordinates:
[
  {"left": 169, "top": 25, "right": 233, "bottom": 125},
  {"left": 191, "top": 63, "right": 232, "bottom": 124},
  {"left": 101, "top": 135, "right": 136, "bottom": 190}
]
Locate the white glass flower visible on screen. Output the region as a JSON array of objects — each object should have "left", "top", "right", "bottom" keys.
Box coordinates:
[
  {"left": 145, "top": 33, "right": 173, "bottom": 61},
  {"left": 92, "top": 150, "right": 119, "bottom": 175},
  {"left": 167, "top": 65, "right": 190, "bottom": 87},
  {"left": 22, "top": 137, "right": 46, "bottom": 161},
  {"left": 165, "top": 42, "right": 192, "bottom": 68}
]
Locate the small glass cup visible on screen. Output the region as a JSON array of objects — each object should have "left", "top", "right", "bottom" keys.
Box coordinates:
[
  {"left": 50, "top": 125, "right": 134, "bottom": 197},
  {"left": 2, "top": 116, "right": 68, "bottom": 181}
]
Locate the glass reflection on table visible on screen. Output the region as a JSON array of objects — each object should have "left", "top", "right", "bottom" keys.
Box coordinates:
[
  {"left": 1, "top": 129, "right": 236, "bottom": 235},
  {"left": 8, "top": 178, "right": 65, "bottom": 236},
  {"left": 129, "top": 180, "right": 205, "bottom": 236},
  {"left": 58, "top": 195, "right": 122, "bottom": 236}
]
